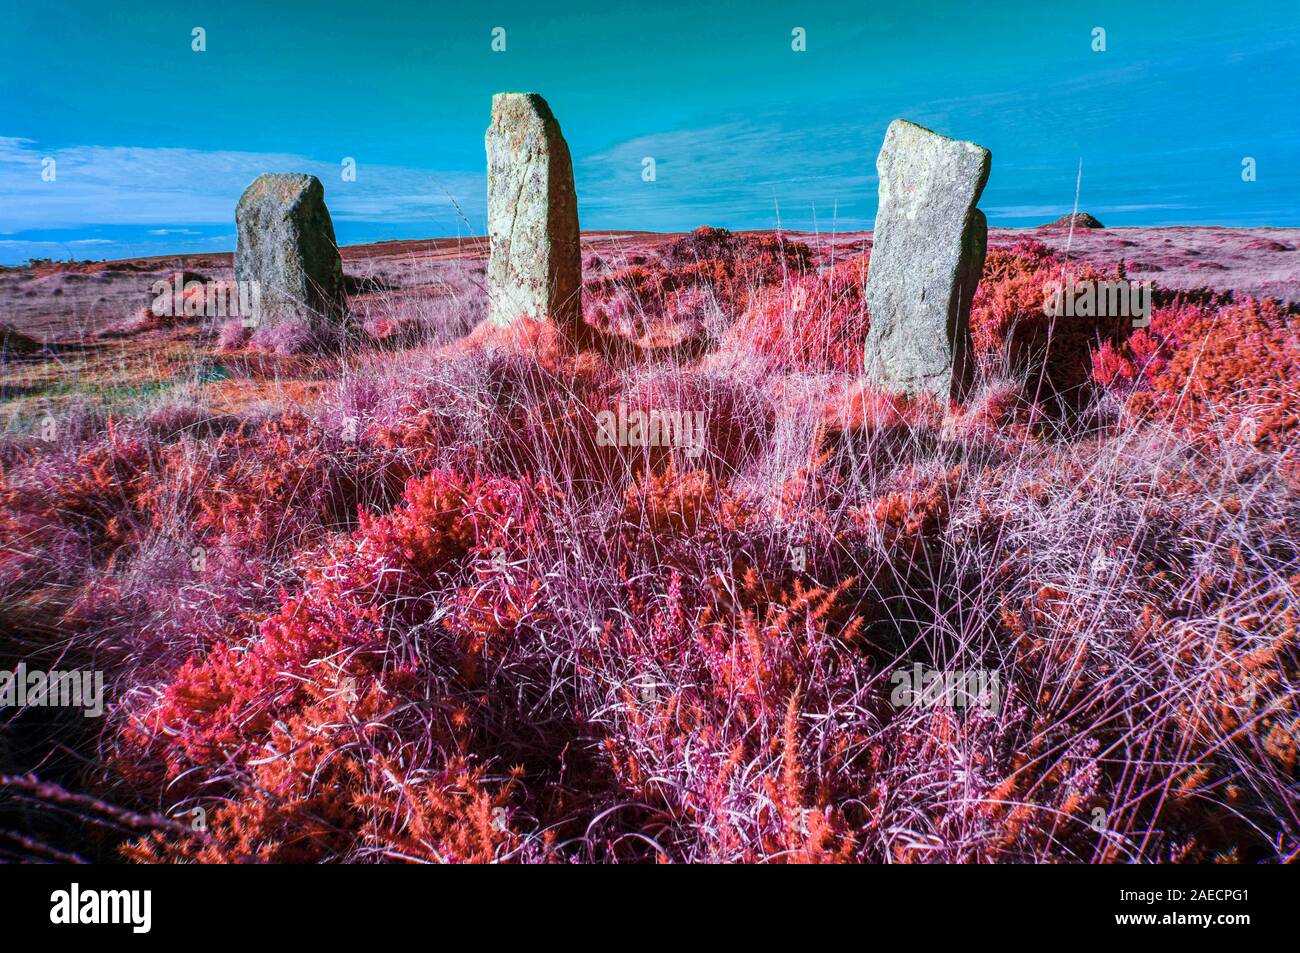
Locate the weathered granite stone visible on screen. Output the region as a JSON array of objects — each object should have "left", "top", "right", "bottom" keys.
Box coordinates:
[
  {"left": 234, "top": 173, "right": 345, "bottom": 327},
  {"left": 485, "top": 93, "right": 582, "bottom": 329},
  {"left": 863, "top": 120, "right": 991, "bottom": 402}
]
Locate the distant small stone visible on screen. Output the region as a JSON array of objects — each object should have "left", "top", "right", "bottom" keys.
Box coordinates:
[{"left": 1043, "top": 212, "right": 1105, "bottom": 229}]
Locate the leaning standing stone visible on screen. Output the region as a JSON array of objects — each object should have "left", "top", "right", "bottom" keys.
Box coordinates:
[
  {"left": 863, "top": 120, "right": 991, "bottom": 402},
  {"left": 485, "top": 93, "right": 582, "bottom": 329},
  {"left": 235, "top": 173, "right": 346, "bottom": 327}
]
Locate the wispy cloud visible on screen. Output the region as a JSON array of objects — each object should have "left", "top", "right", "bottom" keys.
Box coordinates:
[
  {"left": 578, "top": 119, "right": 878, "bottom": 232},
  {"left": 0, "top": 136, "right": 485, "bottom": 233}
]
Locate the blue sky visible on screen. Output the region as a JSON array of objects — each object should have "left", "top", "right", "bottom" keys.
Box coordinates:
[{"left": 1, "top": 1, "right": 1297, "bottom": 265}]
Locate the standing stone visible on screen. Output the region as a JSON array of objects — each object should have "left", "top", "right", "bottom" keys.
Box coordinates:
[
  {"left": 485, "top": 93, "right": 582, "bottom": 329},
  {"left": 235, "top": 173, "right": 346, "bottom": 327},
  {"left": 863, "top": 120, "right": 991, "bottom": 402}
]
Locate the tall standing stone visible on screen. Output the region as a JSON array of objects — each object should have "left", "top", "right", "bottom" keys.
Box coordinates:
[
  {"left": 863, "top": 120, "right": 991, "bottom": 402},
  {"left": 235, "top": 173, "right": 346, "bottom": 327},
  {"left": 485, "top": 93, "right": 582, "bottom": 329}
]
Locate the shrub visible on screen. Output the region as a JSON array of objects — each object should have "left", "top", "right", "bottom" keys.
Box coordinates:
[
  {"left": 6, "top": 230, "right": 1298, "bottom": 865},
  {"left": 1093, "top": 296, "right": 1300, "bottom": 449}
]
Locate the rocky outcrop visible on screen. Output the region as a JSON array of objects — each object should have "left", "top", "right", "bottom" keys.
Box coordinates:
[{"left": 1043, "top": 212, "right": 1104, "bottom": 229}]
